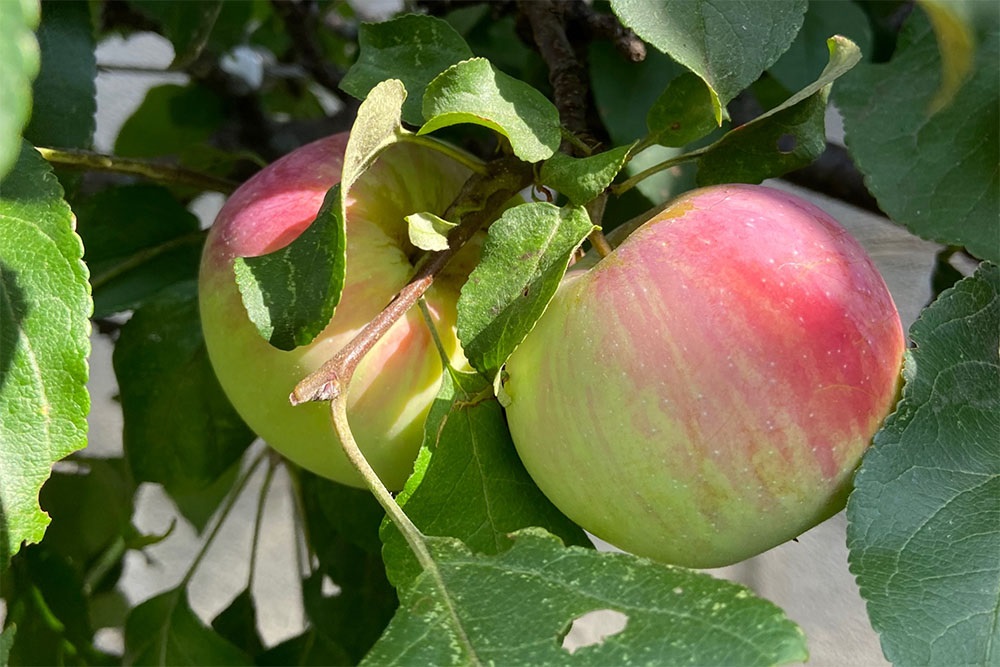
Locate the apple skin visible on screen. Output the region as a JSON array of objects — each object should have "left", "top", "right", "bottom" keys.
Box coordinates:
[
  {"left": 200, "top": 133, "right": 476, "bottom": 489},
  {"left": 503, "top": 184, "right": 905, "bottom": 568}
]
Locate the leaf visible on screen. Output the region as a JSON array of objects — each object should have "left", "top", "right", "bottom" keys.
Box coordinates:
[
  {"left": 540, "top": 144, "right": 634, "bottom": 205},
  {"left": 645, "top": 73, "right": 719, "bottom": 148},
  {"left": 767, "top": 0, "right": 873, "bottom": 94},
  {"left": 115, "top": 84, "right": 225, "bottom": 159},
  {"left": 847, "top": 263, "right": 1000, "bottom": 666},
  {"left": 457, "top": 202, "right": 595, "bottom": 381},
  {"left": 298, "top": 472, "right": 397, "bottom": 662},
  {"left": 130, "top": 0, "right": 252, "bottom": 69},
  {"left": 0, "top": 625, "right": 14, "bottom": 665},
  {"left": 420, "top": 58, "right": 561, "bottom": 163},
  {"left": 696, "top": 36, "right": 862, "bottom": 186},
  {"left": 610, "top": 0, "right": 807, "bottom": 121},
  {"left": 113, "top": 281, "right": 254, "bottom": 495},
  {"left": 256, "top": 629, "right": 350, "bottom": 667},
  {"left": 0, "top": 0, "right": 39, "bottom": 181},
  {"left": 406, "top": 212, "right": 456, "bottom": 251},
  {"left": 211, "top": 588, "right": 264, "bottom": 658},
  {"left": 76, "top": 184, "right": 203, "bottom": 318},
  {"left": 0, "top": 143, "right": 90, "bottom": 569},
  {"left": 233, "top": 79, "right": 404, "bottom": 350},
  {"left": 836, "top": 9, "right": 999, "bottom": 263},
  {"left": 341, "top": 14, "right": 474, "bottom": 126},
  {"left": 919, "top": 0, "right": 982, "bottom": 112},
  {"left": 233, "top": 185, "right": 346, "bottom": 350},
  {"left": 381, "top": 369, "right": 591, "bottom": 590},
  {"left": 23, "top": 0, "right": 95, "bottom": 150},
  {"left": 366, "top": 529, "right": 808, "bottom": 666},
  {"left": 125, "top": 588, "right": 251, "bottom": 666}
]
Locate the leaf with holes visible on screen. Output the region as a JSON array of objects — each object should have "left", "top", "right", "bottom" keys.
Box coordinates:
[
  {"left": 696, "top": 36, "right": 861, "bottom": 185},
  {"left": 0, "top": 143, "right": 90, "bottom": 569},
  {"left": 847, "top": 263, "right": 1000, "bottom": 666},
  {"left": 365, "top": 529, "right": 807, "bottom": 665}
]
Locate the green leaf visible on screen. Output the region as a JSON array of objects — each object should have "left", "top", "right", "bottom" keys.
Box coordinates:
[
  {"left": 406, "top": 212, "right": 456, "bottom": 251},
  {"left": 113, "top": 281, "right": 254, "bottom": 495},
  {"left": 696, "top": 36, "right": 861, "bottom": 185},
  {"left": 115, "top": 84, "right": 225, "bottom": 159},
  {"left": 768, "top": 0, "right": 873, "bottom": 94},
  {"left": 847, "top": 263, "right": 1000, "bottom": 666},
  {"left": 256, "top": 629, "right": 350, "bottom": 667},
  {"left": 298, "top": 473, "right": 397, "bottom": 663},
  {"left": 646, "top": 73, "right": 719, "bottom": 148},
  {"left": 0, "top": 0, "right": 39, "bottom": 180},
  {"left": 0, "top": 625, "right": 14, "bottom": 665},
  {"left": 836, "top": 9, "right": 999, "bottom": 263},
  {"left": 125, "top": 588, "right": 251, "bottom": 666},
  {"left": 130, "top": 0, "right": 252, "bottom": 69},
  {"left": 421, "top": 58, "right": 561, "bottom": 162},
  {"left": 23, "top": 0, "right": 95, "bottom": 150},
  {"left": 0, "top": 143, "right": 90, "bottom": 569},
  {"left": 76, "top": 184, "right": 203, "bottom": 318},
  {"left": 211, "top": 588, "right": 264, "bottom": 658},
  {"left": 233, "top": 185, "right": 345, "bottom": 350},
  {"left": 381, "top": 370, "right": 591, "bottom": 589},
  {"left": 919, "top": 0, "right": 984, "bottom": 112},
  {"left": 540, "top": 144, "right": 634, "bottom": 205},
  {"left": 610, "top": 0, "right": 807, "bottom": 121},
  {"left": 457, "top": 202, "right": 595, "bottom": 381},
  {"left": 168, "top": 460, "right": 239, "bottom": 533},
  {"left": 341, "top": 14, "right": 474, "bottom": 126},
  {"left": 366, "top": 529, "right": 808, "bottom": 666},
  {"left": 233, "top": 79, "right": 404, "bottom": 350}
]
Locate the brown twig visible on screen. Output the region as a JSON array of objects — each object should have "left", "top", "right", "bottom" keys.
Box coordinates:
[
  {"left": 290, "top": 156, "right": 533, "bottom": 406},
  {"left": 570, "top": 2, "right": 646, "bottom": 63}
]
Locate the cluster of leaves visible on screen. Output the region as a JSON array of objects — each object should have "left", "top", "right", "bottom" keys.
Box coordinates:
[{"left": 0, "top": 1, "right": 996, "bottom": 665}]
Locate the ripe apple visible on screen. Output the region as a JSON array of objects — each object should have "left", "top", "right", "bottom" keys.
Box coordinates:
[
  {"left": 199, "top": 133, "right": 476, "bottom": 489},
  {"left": 503, "top": 184, "right": 905, "bottom": 568}
]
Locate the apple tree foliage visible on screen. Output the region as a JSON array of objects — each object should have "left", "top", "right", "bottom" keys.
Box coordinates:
[{"left": 0, "top": 1, "right": 997, "bottom": 665}]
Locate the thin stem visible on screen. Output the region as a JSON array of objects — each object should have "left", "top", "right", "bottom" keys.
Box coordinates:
[
  {"left": 180, "top": 450, "right": 268, "bottom": 589},
  {"left": 36, "top": 147, "right": 239, "bottom": 194},
  {"left": 328, "top": 398, "right": 433, "bottom": 569},
  {"left": 418, "top": 297, "right": 451, "bottom": 367},
  {"left": 248, "top": 453, "right": 279, "bottom": 590},
  {"left": 397, "top": 132, "right": 488, "bottom": 175},
  {"left": 611, "top": 146, "right": 708, "bottom": 196},
  {"left": 588, "top": 229, "right": 614, "bottom": 258}
]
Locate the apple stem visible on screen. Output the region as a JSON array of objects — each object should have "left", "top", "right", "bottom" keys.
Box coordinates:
[
  {"left": 291, "top": 156, "right": 532, "bottom": 405},
  {"left": 328, "top": 396, "right": 436, "bottom": 570},
  {"left": 398, "top": 132, "right": 489, "bottom": 175},
  {"left": 418, "top": 297, "right": 453, "bottom": 368},
  {"left": 35, "top": 146, "right": 239, "bottom": 193}
]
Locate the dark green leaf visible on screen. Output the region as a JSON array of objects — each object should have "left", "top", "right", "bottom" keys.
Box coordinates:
[
  {"left": 130, "top": 0, "right": 252, "bottom": 68},
  {"left": 0, "top": 143, "right": 90, "bottom": 568},
  {"left": 847, "top": 263, "right": 1000, "bottom": 666},
  {"left": 836, "top": 9, "right": 999, "bottom": 262},
  {"left": 646, "top": 73, "right": 719, "bottom": 148},
  {"left": 341, "top": 14, "right": 474, "bottom": 126},
  {"left": 298, "top": 472, "right": 397, "bottom": 662},
  {"left": 125, "top": 588, "right": 251, "bottom": 666},
  {"left": 610, "top": 0, "right": 807, "bottom": 120},
  {"left": 458, "top": 202, "right": 594, "bottom": 380},
  {"left": 115, "top": 84, "right": 225, "bottom": 159},
  {"left": 0, "top": 0, "right": 39, "bottom": 180},
  {"left": 76, "top": 184, "right": 203, "bottom": 318},
  {"left": 234, "top": 186, "right": 345, "bottom": 350},
  {"left": 920, "top": 0, "right": 988, "bottom": 112},
  {"left": 168, "top": 460, "right": 240, "bottom": 533},
  {"left": 421, "top": 58, "right": 561, "bottom": 162},
  {"left": 381, "top": 370, "right": 591, "bottom": 589},
  {"left": 113, "top": 280, "right": 254, "bottom": 495},
  {"left": 0, "top": 625, "right": 14, "bottom": 665},
  {"left": 212, "top": 588, "right": 264, "bottom": 658},
  {"left": 768, "top": 0, "right": 873, "bottom": 94},
  {"left": 38, "top": 458, "right": 133, "bottom": 578},
  {"left": 256, "top": 629, "right": 350, "bottom": 667},
  {"left": 366, "top": 530, "right": 807, "bottom": 666},
  {"left": 697, "top": 36, "right": 861, "bottom": 185},
  {"left": 24, "top": 0, "right": 95, "bottom": 150},
  {"left": 540, "top": 145, "right": 634, "bottom": 205}
]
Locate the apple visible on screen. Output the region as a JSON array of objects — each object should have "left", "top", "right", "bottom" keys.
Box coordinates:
[
  {"left": 199, "top": 133, "right": 477, "bottom": 489},
  {"left": 502, "top": 184, "right": 905, "bottom": 568}
]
